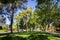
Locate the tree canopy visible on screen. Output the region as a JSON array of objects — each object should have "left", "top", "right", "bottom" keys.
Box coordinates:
[{"left": 0, "top": 0, "right": 27, "bottom": 4}]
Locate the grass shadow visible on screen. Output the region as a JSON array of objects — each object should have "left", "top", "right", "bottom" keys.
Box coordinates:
[{"left": 28, "top": 34, "right": 49, "bottom": 40}]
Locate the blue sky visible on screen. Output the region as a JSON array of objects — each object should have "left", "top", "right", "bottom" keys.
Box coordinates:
[
  {"left": 16, "top": 0, "right": 37, "bottom": 13},
  {"left": 27, "top": 0, "right": 37, "bottom": 10},
  {"left": 6, "top": 0, "right": 37, "bottom": 25}
]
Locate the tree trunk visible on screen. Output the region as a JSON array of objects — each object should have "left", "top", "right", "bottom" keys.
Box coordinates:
[
  {"left": 26, "top": 23, "right": 28, "bottom": 32},
  {"left": 17, "top": 23, "right": 20, "bottom": 32},
  {"left": 9, "top": 3, "right": 14, "bottom": 33},
  {"left": 48, "top": 24, "right": 50, "bottom": 31},
  {"left": 10, "top": 12, "right": 14, "bottom": 33},
  {"left": 6, "top": 25, "right": 9, "bottom": 32},
  {"left": 24, "top": 16, "right": 28, "bottom": 32}
]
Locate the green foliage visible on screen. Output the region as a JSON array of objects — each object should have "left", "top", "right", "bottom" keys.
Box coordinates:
[
  {"left": 19, "top": 18, "right": 24, "bottom": 29},
  {"left": 0, "top": 0, "right": 16, "bottom": 4},
  {"left": 53, "top": 21, "right": 60, "bottom": 27},
  {"left": 12, "top": 24, "right": 17, "bottom": 31},
  {"left": 15, "top": 7, "right": 33, "bottom": 30},
  {"left": 2, "top": 25, "right": 6, "bottom": 30},
  {"left": 37, "top": 0, "right": 50, "bottom": 4},
  {"left": 36, "top": 0, "right": 60, "bottom": 29},
  {"left": 0, "top": 0, "right": 27, "bottom": 4}
]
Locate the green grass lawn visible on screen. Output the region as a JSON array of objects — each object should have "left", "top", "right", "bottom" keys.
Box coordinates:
[{"left": 0, "top": 31, "right": 60, "bottom": 40}]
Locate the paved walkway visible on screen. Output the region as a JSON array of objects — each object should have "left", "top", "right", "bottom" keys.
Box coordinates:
[{"left": 0, "top": 31, "right": 60, "bottom": 35}]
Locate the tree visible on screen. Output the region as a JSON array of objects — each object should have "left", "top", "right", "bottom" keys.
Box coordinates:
[
  {"left": 15, "top": 7, "right": 32, "bottom": 32},
  {"left": 28, "top": 12, "right": 39, "bottom": 31},
  {"left": 0, "top": 0, "right": 27, "bottom": 33},
  {"left": 36, "top": 0, "right": 60, "bottom": 31}
]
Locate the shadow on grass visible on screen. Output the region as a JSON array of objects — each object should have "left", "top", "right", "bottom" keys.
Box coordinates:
[
  {"left": 52, "top": 35, "right": 60, "bottom": 38},
  {"left": 0, "top": 31, "right": 60, "bottom": 40},
  {"left": 1, "top": 35, "right": 27, "bottom": 40},
  {"left": 28, "top": 34, "right": 49, "bottom": 40},
  {"left": 0, "top": 34, "right": 49, "bottom": 40}
]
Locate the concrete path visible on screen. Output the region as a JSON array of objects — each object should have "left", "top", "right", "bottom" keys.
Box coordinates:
[{"left": 0, "top": 31, "right": 60, "bottom": 35}]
